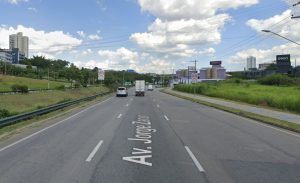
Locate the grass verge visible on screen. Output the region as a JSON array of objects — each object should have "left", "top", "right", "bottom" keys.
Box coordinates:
[
  {"left": 174, "top": 82, "right": 300, "bottom": 114},
  {"left": 0, "top": 93, "right": 114, "bottom": 141},
  {"left": 0, "top": 75, "right": 70, "bottom": 92},
  {"left": 0, "top": 86, "right": 109, "bottom": 117},
  {"left": 162, "top": 89, "right": 300, "bottom": 133}
]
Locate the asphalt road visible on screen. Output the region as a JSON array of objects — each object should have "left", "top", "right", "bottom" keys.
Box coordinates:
[{"left": 0, "top": 88, "right": 299, "bottom": 183}]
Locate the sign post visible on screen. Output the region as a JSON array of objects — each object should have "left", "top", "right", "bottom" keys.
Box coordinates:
[{"left": 98, "top": 69, "right": 105, "bottom": 85}]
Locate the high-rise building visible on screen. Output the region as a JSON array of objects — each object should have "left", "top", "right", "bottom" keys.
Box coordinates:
[
  {"left": 246, "top": 56, "right": 256, "bottom": 70},
  {"left": 9, "top": 32, "right": 29, "bottom": 58}
]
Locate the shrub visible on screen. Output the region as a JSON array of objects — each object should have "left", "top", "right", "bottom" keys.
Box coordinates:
[
  {"left": 19, "top": 85, "right": 29, "bottom": 93},
  {"left": 258, "top": 74, "right": 296, "bottom": 86},
  {"left": 224, "top": 78, "right": 244, "bottom": 84},
  {"left": 74, "top": 83, "right": 80, "bottom": 88},
  {"left": 11, "top": 84, "right": 29, "bottom": 93},
  {"left": 55, "top": 85, "right": 65, "bottom": 90},
  {"left": 58, "top": 98, "right": 72, "bottom": 104},
  {"left": 0, "top": 109, "right": 10, "bottom": 118}
]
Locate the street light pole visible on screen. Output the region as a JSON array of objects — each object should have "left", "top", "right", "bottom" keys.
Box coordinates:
[{"left": 262, "top": 30, "right": 300, "bottom": 46}]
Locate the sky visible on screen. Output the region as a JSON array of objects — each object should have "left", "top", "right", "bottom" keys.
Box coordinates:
[{"left": 0, "top": 0, "right": 300, "bottom": 73}]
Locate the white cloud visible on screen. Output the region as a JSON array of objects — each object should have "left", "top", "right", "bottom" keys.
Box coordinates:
[
  {"left": 27, "top": 7, "right": 37, "bottom": 13},
  {"left": 131, "top": 0, "right": 258, "bottom": 58},
  {"left": 229, "top": 43, "right": 299, "bottom": 64},
  {"left": 131, "top": 14, "right": 230, "bottom": 57},
  {"left": 77, "top": 31, "right": 85, "bottom": 38},
  {"left": 0, "top": 25, "right": 82, "bottom": 58},
  {"left": 88, "top": 34, "right": 101, "bottom": 40},
  {"left": 200, "top": 47, "right": 216, "bottom": 57},
  {"left": 74, "top": 60, "right": 109, "bottom": 69},
  {"left": 247, "top": 10, "right": 300, "bottom": 42},
  {"left": 7, "top": 0, "right": 28, "bottom": 4},
  {"left": 74, "top": 47, "right": 174, "bottom": 73},
  {"left": 97, "top": 47, "right": 139, "bottom": 70},
  {"left": 139, "top": 58, "right": 174, "bottom": 73},
  {"left": 82, "top": 49, "right": 93, "bottom": 55},
  {"left": 137, "top": 0, "right": 258, "bottom": 20}
]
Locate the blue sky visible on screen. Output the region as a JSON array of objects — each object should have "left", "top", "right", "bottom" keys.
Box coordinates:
[{"left": 0, "top": 0, "right": 299, "bottom": 73}]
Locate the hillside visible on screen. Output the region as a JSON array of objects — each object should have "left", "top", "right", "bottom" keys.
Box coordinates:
[{"left": 0, "top": 75, "right": 70, "bottom": 92}]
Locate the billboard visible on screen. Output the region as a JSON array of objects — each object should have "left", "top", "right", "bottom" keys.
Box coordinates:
[
  {"left": 188, "top": 66, "right": 196, "bottom": 71},
  {"left": 210, "top": 61, "right": 222, "bottom": 66},
  {"left": 98, "top": 69, "right": 105, "bottom": 80},
  {"left": 276, "top": 54, "right": 292, "bottom": 74}
]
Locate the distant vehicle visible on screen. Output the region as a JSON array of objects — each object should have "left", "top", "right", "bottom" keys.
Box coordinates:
[
  {"left": 135, "top": 80, "right": 145, "bottom": 96},
  {"left": 148, "top": 84, "right": 154, "bottom": 91},
  {"left": 116, "top": 87, "right": 128, "bottom": 97}
]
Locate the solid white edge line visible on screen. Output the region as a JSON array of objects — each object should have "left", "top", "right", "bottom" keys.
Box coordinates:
[
  {"left": 86, "top": 140, "right": 103, "bottom": 162},
  {"left": 0, "top": 97, "right": 112, "bottom": 153},
  {"left": 185, "top": 146, "right": 205, "bottom": 173},
  {"left": 212, "top": 109, "right": 300, "bottom": 138},
  {"left": 117, "top": 114, "right": 123, "bottom": 119},
  {"left": 164, "top": 115, "right": 169, "bottom": 121}
]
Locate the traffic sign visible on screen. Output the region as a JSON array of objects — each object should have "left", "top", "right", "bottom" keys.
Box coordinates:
[{"left": 98, "top": 69, "right": 105, "bottom": 81}]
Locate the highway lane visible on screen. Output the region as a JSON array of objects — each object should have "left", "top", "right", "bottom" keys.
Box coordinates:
[
  {"left": 90, "top": 91, "right": 206, "bottom": 183},
  {"left": 0, "top": 88, "right": 299, "bottom": 183},
  {"left": 150, "top": 90, "right": 300, "bottom": 183},
  {"left": 0, "top": 94, "right": 133, "bottom": 183}
]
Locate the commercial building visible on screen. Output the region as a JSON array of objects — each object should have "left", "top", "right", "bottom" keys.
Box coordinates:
[
  {"left": 259, "top": 62, "right": 273, "bottom": 70},
  {"left": 199, "top": 61, "right": 226, "bottom": 80},
  {"left": 0, "top": 48, "right": 25, "bottom": 64},
  {"left": 11, "top": 48, "right": 25, "bottom": 64},
  {"left": 276, "top": 54, "right": 292, "bottom": 74},
  {"left": 0, "top": 49, "right": 12, "bottom": 63},
  {"left": 9, "top": 32, "right": 29, "bottom": 58},
  {"left": 246, "top": 56, "right": 256, "bottom": 70}
]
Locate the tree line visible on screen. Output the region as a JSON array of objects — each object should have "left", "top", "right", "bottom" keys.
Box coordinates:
[{"left": 0, "top": 56, "right": 161, "bottom": 88}]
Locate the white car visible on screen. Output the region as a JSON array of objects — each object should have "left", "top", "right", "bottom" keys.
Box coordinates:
[
  {"left": 148, "top": 85, "right": 154, "bottom": 91},
  {"left": 116, "top": 87, "right": 128, "bottom": 97}
]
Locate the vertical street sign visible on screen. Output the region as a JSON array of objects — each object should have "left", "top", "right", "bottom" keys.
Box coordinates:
[
  {"left": 191, "top": 73, "right": 198, "bottom": 83},
  {"left": 98, "top": 69, "right": 105, "bottom": 81}
]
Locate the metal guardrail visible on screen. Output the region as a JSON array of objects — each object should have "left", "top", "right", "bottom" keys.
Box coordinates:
[{"left": 0, "top": 91, "right": 111, "bottom": 127}]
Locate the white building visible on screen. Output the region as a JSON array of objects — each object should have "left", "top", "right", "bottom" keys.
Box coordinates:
[
  {"left": 9, "top": 32, "right": 29, "bottom": 58},
  {"left": 246, "top": 56, "right": 256, "bottom": 70}
]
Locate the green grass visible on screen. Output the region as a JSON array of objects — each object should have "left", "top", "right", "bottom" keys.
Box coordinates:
[
  {"left": 163, "top": 89, "right": 300, "bottom": 133},
  {"left": 0, "top": 75, "right": 71, "bottom": 92},
  {"left": 0, "top": 93, "right": 113, "bottom": 141},
  {"left": 174, "top": 82, "right": 300, "bottom": 114},
  {"left": 0, "top": 86, "right": 109, "bottom": 117}
]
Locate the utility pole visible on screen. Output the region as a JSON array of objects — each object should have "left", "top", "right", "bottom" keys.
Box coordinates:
[
  {"left": 191, "top": 60, "right": 198, "bottom": 71},
  {"left": 4, "top": 61, "right": 6, "bottom": 75},
  {"left": 162, "top": 71, "right": 165, "bottom": 87},
  {"left": 122, "top": 70, "right": 125, "bottom": 86},
  {"left": 187, "top": 66, "right": 190, "bottom": 84},
  {"left": 48, "top": 67, "right": 50, "bottom": 89}
]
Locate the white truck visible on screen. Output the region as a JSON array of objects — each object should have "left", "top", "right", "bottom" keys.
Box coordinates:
[{"left": 135, "top": 80, "right": 145, "bottom": 96}]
